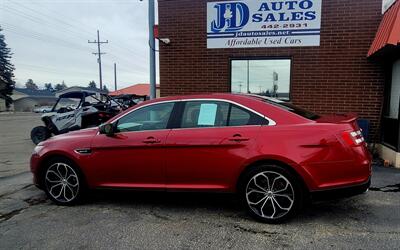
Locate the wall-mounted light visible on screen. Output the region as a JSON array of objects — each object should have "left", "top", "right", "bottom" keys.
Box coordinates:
[{"left": 158, "top": 38, "right": 171, "bottom": 45}]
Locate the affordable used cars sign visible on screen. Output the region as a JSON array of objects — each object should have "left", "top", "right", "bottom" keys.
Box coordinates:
[{"left": 207, "top": 0, "right": 322, "bottom": 48}]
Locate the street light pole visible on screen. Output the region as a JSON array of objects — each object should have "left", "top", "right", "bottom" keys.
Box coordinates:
[
  {"left": 148, "top": 0, "right": 156, "bottom": 99},
  {"left": 114, "top": 63, "right": 117, "bottom": 91}
]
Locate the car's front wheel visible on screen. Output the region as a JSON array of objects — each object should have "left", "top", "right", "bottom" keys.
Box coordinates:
[
  {"left": 240, "top": 164, "right": 304, "bottom": 223},
  {"left": 43, "top": 157, "right": 85, "bottom": 205}
]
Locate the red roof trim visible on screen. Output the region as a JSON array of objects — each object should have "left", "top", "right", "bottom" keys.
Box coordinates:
[
  {"left": 368, "top": 0, "right": 400, "bottom": 57},
  {"left": 109, "top": 84, "right": 160, "bottom": 96}
]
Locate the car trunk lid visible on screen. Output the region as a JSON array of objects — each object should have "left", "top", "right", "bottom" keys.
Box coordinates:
[
  {"left": 315, "top": 113, "right": 358, "bottom": 125},
  {"left": 316, "top": 113, "right": 367, "bottom": 147}
]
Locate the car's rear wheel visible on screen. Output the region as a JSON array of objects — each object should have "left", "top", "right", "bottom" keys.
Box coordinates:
[
  {"left": 43, "top": 157, "right": 85, "bottom": 205},
  {"left": 240, "top": 164, "right": 303, "bottom": 223}
]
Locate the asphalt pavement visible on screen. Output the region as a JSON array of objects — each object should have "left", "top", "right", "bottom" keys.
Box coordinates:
[
  {"left": 0, "top": 113, "right": 399, "bottom": 250},
  {"left": 0, "top": 112, "right": 42, "bottom": 178}
]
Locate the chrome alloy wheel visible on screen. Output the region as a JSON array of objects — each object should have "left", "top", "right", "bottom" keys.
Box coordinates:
[
  {"left": 45, "top": 163, "right": 80, "bottom": 203},
  {"left": 246, "top": 171, "right": 295, "bottom": 219}
]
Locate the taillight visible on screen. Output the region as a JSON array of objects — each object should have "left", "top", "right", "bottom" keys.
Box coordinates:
[{"left": 342, "top": 130, "right": 365, "bottom": 146}]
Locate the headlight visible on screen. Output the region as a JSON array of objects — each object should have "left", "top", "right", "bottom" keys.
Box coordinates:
[{"left": 33, "top": 145, "right": 44, "bottom": 154}]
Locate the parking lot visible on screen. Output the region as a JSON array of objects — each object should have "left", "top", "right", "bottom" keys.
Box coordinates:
[{"left": 0, "top": 113, "right": 399, "bottom": 249}]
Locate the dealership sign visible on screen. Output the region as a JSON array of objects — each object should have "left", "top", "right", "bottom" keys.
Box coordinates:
[{"left": 207, "top": 0, "right": 322, "bottom": 48}]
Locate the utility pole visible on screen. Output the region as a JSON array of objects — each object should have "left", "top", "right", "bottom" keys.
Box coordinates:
[
  {"left": 114, "top": 63, "right": 117, "bottom": 91},
  {"left": 148, "top": 0, "right": 156, "bottom": 99},
  {"left": 88, "top": 30, "right": 108, "bottom": 91}
]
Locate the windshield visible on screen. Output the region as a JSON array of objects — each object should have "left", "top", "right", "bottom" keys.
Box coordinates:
[
  {"left": 53, "top": 98, "right": 81, "bottom": 112},
  {"left": 251, "top": 95, "right": 320, "bottom": 120}
]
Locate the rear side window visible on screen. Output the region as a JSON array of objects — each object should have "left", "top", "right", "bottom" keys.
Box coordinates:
[
  {"left": 180, "top": 101, "right": 268, "bottom": 128},
  {"left": 229, "top": 105, "right": 267, "bottom": 126},
  {"left": 181, "top": 101, "right": 229, "bottom": 128}
]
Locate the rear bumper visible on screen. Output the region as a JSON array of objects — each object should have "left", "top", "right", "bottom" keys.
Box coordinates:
[
  {"left": 310, "top": 178, "right": 371, "bottom": 201},
  {"left": 304, "top": 157, "right": 372, "bottom": 191}
]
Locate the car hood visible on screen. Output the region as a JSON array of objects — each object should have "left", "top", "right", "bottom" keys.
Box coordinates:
[{"left": 41, "top": 127, "right": 99, "bottom": 145}]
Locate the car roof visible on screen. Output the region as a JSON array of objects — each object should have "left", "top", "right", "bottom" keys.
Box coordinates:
[
  {"left": 109, "top": 93, "right": 311, "bottom": 125},
  {"left": 139, "top": 93, "right": 264, "bottom": 103}
]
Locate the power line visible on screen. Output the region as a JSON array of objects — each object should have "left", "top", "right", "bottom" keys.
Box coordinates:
[
  {"left": 33, "top": 1, "right": 148, "bottom": 61},
  {"left": 20, "top": 0, "right": 147, "bottom": 59},
  {"left": 3, "top": 29, "right": 90, "bottom": 53},
  {"left": 1, "top": 5, "right": 90, "bottom": 41},
  {"left": 16, "top": 63, "right": 96, "bottom": 77},
  {"left": 4, "top": 1, "right": 92, "bottom": 38},
  {"left": 3, "top": 22, "right": 145, "bottom": 69},
  {"left": 1, "top": 1, "right": 150, "bottom": 83},
  {"left": 1, "top": 4, "right": 147, "bottom": 67},
  {"left": 2, "top": 0, "right": 148, "bottom": 58},
  {"left": 88, "top": 30, "right": 108, "bottom": 91}
]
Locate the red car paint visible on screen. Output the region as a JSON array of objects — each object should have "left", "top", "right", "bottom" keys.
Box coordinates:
[{"left": 30, "top": 94, "right": 371, "bottom": 193}]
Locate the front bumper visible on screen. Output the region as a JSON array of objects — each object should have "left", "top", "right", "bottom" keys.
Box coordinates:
[
  {"left": 310, "top": 178, "right": 371, "bottom": 201},
  {"left": 30, "top": 153, "right": 42, "bottom": 188}
]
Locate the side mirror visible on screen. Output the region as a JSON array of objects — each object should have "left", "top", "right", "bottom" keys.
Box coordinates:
[{"left": 100, "top": 123, "right": 115, "bottom": 136}]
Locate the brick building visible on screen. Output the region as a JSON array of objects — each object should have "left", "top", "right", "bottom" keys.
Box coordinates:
[{"left": 158, "top": 0, "right": 400, "bottom": 166}]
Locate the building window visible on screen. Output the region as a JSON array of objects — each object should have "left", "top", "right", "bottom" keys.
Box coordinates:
[
  {"left": 381, "top": 59, "right": 400, "bottom": 150},
  {"left": 231, "top": 59, "right": 291, "bottom": 100}
]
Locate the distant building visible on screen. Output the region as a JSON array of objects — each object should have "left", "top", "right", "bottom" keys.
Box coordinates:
[
  {"left": 11, "top": 88, "right": 57, "bottom": 112},
  {"left": 109, "top": 83, "right": 160, "bottom": 98}
]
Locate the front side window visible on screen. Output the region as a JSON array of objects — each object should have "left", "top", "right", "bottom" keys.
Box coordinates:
[
  {"left": 231, "top": 59, "right": 291, "bottom": 101},
  {"left": 116, "top": 103, "right": 174, "bottom": 132}
]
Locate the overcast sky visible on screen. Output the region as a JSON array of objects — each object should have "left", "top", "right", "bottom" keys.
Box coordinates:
[{"left": 0, "top": 0, "right": 156, "bottom": 90}]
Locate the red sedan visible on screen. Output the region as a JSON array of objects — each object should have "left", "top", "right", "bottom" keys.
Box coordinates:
[{"left": 30, "top": 94, "right": 371, "bottom": 223}]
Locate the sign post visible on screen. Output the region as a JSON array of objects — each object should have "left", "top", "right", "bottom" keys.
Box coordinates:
[{"left": 148, "top": 0, "right": 156, "bottom": 99}]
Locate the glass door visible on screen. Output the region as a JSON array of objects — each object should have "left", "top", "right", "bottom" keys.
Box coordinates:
[{"left": 382, "top": 59, "right": 400, "bottom": 151}]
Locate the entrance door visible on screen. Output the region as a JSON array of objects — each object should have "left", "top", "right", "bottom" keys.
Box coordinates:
[{"left": 382, "top": 59, "right": 400, "bottom": 151}]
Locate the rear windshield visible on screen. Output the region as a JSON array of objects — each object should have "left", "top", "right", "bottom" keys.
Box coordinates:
[{"left": 254, "top": 96, "right": 320, "bottom": 120}]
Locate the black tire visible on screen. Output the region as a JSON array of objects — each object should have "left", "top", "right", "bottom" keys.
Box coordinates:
[
  {"left": 42, "top": 157, "right": 86, "bottom": 206},
  {"left": 31, "top": 126, "right": 51, "bottom": 144},
  {"left": 239, "top": 164, "right": 304, "bottom": 224}
]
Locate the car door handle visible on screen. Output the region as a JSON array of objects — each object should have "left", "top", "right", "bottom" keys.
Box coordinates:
[
  {"left": 228, "top": 134, "right": 250, "bottom": 142},
  {"left": 142, "top": 137, "right": 161, "bottom": 144}
]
